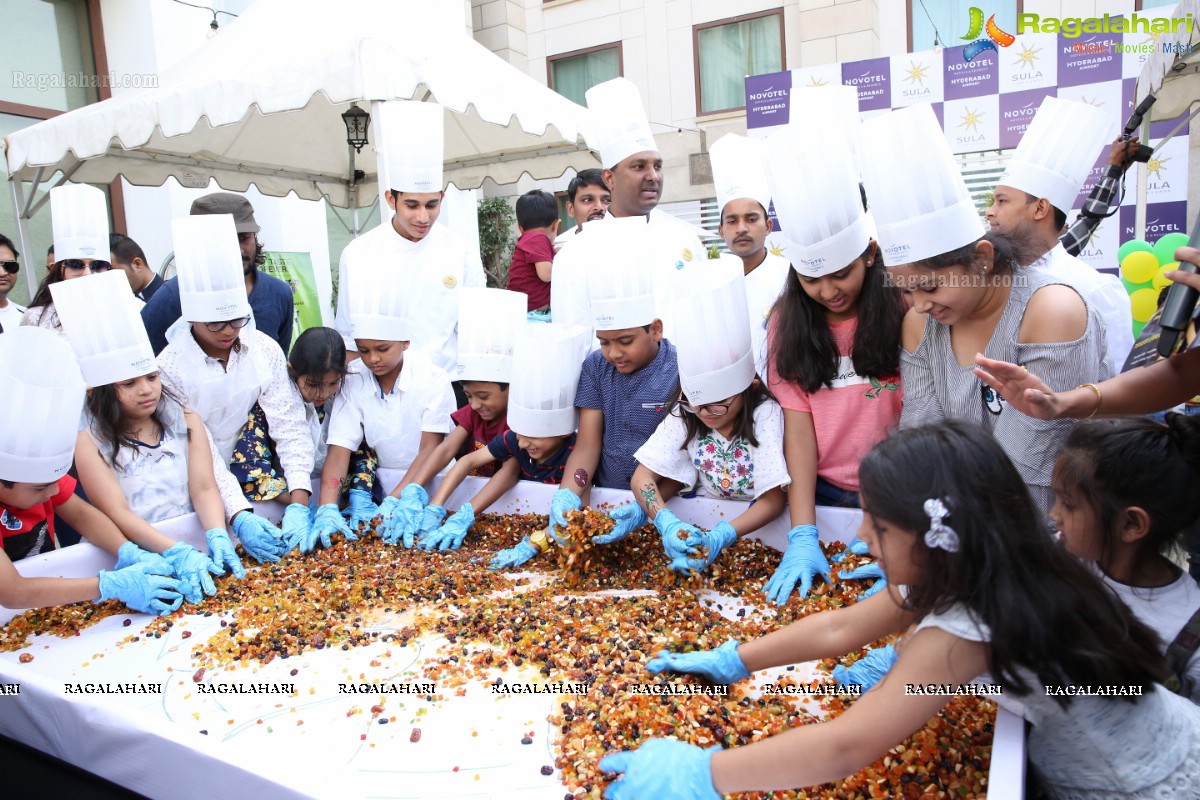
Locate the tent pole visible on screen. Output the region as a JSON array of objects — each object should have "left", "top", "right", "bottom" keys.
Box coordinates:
[
  {"left": 1135, "top": 115, "right": 1151, "bottom": 241},
  {"left": 348, "top": 143, "right": 360, "bottom": 237},
  {"left": 8, "top": 179, "right": 35, "bottom": 301}
]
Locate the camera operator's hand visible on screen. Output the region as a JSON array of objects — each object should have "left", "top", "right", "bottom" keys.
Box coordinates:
[
  {"left": 1110, "top": 136, "right": 1140, "bottom": 171},
  {"left": 1165, "top": 247, "right": 1200, "bottom": 293},
  {"left": 973, "top": 355, "right": 1062, "bottom": 420}
]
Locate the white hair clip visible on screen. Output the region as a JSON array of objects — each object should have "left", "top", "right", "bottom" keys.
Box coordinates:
[{"left": 923, "top": 498, "right": 960, "bottom": 553}]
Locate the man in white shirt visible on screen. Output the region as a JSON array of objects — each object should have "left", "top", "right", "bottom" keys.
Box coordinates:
[
  {"left": 333, "top": 101, "right": 486, "bottom": 379},
  {"left": 0, "top": 235, "right": 26, "bottom": 333},
  {"left": 551, "top": 78, "right": 704, "bottom": 342}
]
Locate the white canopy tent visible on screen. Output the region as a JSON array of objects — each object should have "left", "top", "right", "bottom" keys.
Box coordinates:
[
  {"left": 1133, "top": 0, "right": 1200, "bottom": 238},
  {"left": 3, "top": 0, "right": 598, "bottom": 296}
]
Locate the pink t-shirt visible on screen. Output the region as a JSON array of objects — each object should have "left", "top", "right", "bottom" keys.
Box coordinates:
[{"left": 766, "top": 317, "right": 902, "bottom": 491}]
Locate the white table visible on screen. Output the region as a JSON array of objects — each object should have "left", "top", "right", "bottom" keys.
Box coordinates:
[{"left": 0, "top": 476, "right": 1023, "bottom": 799}]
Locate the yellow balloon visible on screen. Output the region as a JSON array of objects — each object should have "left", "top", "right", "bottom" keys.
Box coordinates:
[
  {"left": 1121, "top": 250, "right": 1160, "bottom": 284},
  {"left": 1129, "top": 288, "right": 1160, "bottom": 323},
  {"left": 1153, "top": 262, "right": 1178, "bottom": 290}
]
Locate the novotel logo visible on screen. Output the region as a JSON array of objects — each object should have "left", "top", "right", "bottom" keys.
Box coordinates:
[
  {"left": 748, "top": 88, "right": 787, "bottom": 100},
  {"left": 845, "top": 73, "right": 885, "bottom": 85},
  {"left": 131, "top": 357, "right": 154, "bottom": 370},
  {"left": 1003, "top": 105, "right": 1037, "bottom": 119}
]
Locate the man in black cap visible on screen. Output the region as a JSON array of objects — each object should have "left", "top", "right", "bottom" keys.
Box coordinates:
[{"left": 141, "top": 192, "right": 295, "bottom": 354}]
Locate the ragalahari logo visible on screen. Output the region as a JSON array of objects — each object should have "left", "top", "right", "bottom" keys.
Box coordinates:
[{"left": 960, "top": 7, "right": 1015, "bottom": 62}]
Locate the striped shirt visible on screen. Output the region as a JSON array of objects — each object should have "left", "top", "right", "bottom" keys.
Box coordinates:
[{"left": 899, "top": 271, "right": 1111, "bottom": 514}]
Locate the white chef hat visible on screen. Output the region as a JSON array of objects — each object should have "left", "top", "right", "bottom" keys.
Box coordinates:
[
  {"left": 347, "top": 260, "right": 410, "bottom": 341},
  {"left": 586, "top": 217, "right": 658, "bottom": 331},
  {"left": 51, "top": 183, "right": 109, "bottom": 262},
  {"left": 787, "top": 85, "right": 862, "bottom": 173},
  {"left": 457, "top": 288, "right": 526, "bottom": 383},
  {"left": 860, "top": 104, "right": 983, "bottom": 266},
  {"left": 998, "top": 96, "right": 1118, "bottom": 215},
  {"left": 173, "top": 214, "right": 251, "bottom": 322},
  {"left": 585, "top": 78, "right": 658, "bottom": 169},
  {"left": 0, "top": 327, "right": 87, "bottom": 482},
  {"left": 506, "top": 323, "right": 589, "bottom": 438},
  {"left": 671, "top": 257, "right": 755, "bottom": 406},
  {"left": 766, "top": 114, "right": 871, "bottom": 278},
  {"left": 52, "top": 271, "right": 156, "bottom": 387},
  {"left": 377, "top": 100, "right": 444, "bottom": 194},
  {"left": 709, "top": 133, "right": 772, "bottom": 216}
]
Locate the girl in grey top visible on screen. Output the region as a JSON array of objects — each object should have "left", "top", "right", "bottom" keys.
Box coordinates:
[{"left": 894, "top": 232, "right": 1110, "bottom": 515}]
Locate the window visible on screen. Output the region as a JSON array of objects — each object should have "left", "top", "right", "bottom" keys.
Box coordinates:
[
  {"left": 548, "top": 44, "right": 622, "bottom": 107},
  {"left": 909, "top": 1, "right": 1021, "bottom": 52},
  {"left": 694, "top": 10, "right": 784, "bottom": 116}
]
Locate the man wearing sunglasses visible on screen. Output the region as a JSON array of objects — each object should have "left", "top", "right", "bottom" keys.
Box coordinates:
[{"left": 0, "top": 234, "right": 25, "bottom": 334}]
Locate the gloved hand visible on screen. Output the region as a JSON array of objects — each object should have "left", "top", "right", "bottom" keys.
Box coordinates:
[
  {"left": 280, "top": 502, "right": 314, "bottom": 554},
  {"left": 831, "top": 536, "right": 871, "bottom": 563},
  {"left": 344, "top": 488, "right": 379, "bottom": 531},
  {"left": 548, "top": 489, "right": 582, "bottom": 545},
  {"left": 831, "top": 644, "right": 898, "bottom": 692},
  {"left": 668, "top": 521, "right": 738, "bottom": 575},
  {"left": 645, "top": 639, "right": 750, "bottom": 684},
  {"left": 593, "top": 503, "right": 647, "bottom": 545},
  {"left": 487, "top": 537, "right": 541, "bottom": 571},
  {"left": 762, "top": 524, "right": 831, "bottom": 605},
  {"left": 305, "top": 504, "right": 354, "bottom": 553},
  {"left": 599, "top": 738, "right": 722, "bottom": 800},
  {"left": 420, "top": 503, "right": 475, "bottom": 552},
  {"left": 232, "top": 512, "right": 288, "bottom": 564},
  {"left": 413, "top": 504, "right": 447, "bottom": 549},
  {"left": 378, "top": 484, "right": 428, "bottom": 548},
  {"left": 114, "top": 541, "right": 172, "bottom": 574},
  {"left": 839, "top": 561, "right": 888, "bottom": 600},
  {"left": 653, "top": 509, "right": 702, "bottom": 562},
  {"left": 97, "top": 562, "right": 184, "bottom": 617},
  {"left": 205, "top": 529, "right": 246, "bottom": 579},
  {"left": 161, "top": 542, "right": 221, "bottom": 604}
]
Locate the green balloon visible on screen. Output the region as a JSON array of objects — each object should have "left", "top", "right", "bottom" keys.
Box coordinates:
[
  {"left": 1122, "top": 277, "right": 1150, "bottom": 294},
  {"left": 1117, "top": 239, "right": 1154, "bottom": 263},
  {"left": 1153, "top": 232, "right": 1190, "bottom": 265},
  {"left": 1132, "top": 321, "right": 1146, "bottom": 340}
]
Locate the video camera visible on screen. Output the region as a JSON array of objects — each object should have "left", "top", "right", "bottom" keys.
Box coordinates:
[{"left": 1121, "top": 95, "right": 1157, "bottom": 164}]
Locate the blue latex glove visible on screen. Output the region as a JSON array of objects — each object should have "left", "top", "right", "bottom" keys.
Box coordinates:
[
  {"left": 161, "top": 542, "right": 221, "bottom": 604},
  {"left": 114, "top": 541, "right": 172, "bottom": 574},
  {"left": 831, "top": 644, "right": 898, "bottom": 692},
  {"left": 593, "top": 503, "right": 647, "bottom": 545},
  {"left": 232, "top": 512, "right": 288, "bottom": 564},
  {"left": 487, "top": 537, "right": 540, "bottom": 571},
  {"left": 831, "top": 535, "right": 871, "bottom": 563},
  {"left": 762, "top": 524, "right": 831, "bottom": 605},
  {"left": 280, "top": 502, "right": 314, "bottom": 554},
  {"left": 645, "top": 639, "right": 750, "bottom": 684},
  {"left": 668, "top": 521, "right": 738, "bottom": 575},
  {"left": 839, "top": 561, "right": 888, "bottom": 599},
  {"left": 204, "top": 529, "right": 246, "bottom": 580},
  {"left": 653, "top": 509, "right": 702, "bottom": 562},
  {"left": 413, "top": 504, "right": 447, "bottom": 549},
  {"left": 97, "top": 563, "right": 184, "bottom": 616},
  {"left": 344, "top": 488, "right": 378, "bottom": 531},
  {"left": 599, "top": 738, "right": 722, "bottom": 800},
  {"left": 420, "top": 503, "right": 475, "bottom": 552},
  {"left": 548, "top": 488, "right": 582, "bottom": 546},
  {"left": 305, "top": 504, "right": 354, "bottom": 553},
  {"left": 378, "top": 485, "right": 428, "bottom": 548}
]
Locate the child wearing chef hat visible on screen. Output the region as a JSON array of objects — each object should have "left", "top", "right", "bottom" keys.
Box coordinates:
[{"left": 0, "top": 326, "right": 184, "bottom": 615}]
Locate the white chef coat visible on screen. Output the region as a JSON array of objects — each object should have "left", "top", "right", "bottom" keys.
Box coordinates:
[{"left": 743, "top": 251, "right": 790, "bottom": 378}]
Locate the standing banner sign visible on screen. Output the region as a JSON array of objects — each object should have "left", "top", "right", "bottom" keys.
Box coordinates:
[{"left": 259, "top": 251, "right": 322, "bottom": 350}]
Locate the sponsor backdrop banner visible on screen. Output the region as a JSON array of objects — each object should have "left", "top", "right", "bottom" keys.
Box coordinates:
[
  {"left": 260, "top": 251, "right": 321, "bottom": 350},
  {"left": 746, "top": 11, "right": 1190, "bottom": 274}
]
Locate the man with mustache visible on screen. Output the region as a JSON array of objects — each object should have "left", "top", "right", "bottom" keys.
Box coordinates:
[
  {"left": 0, "top": 234, "right": 25, "bottom": 334},
  {"left": 553, "top": 168, "right": 610, "bottom": 249},
  {"left": 549, "top": 77, "right": 703, "bottom": 343},
  {"left": 141, "top": 193, "right": 295, "bottom": 355}
]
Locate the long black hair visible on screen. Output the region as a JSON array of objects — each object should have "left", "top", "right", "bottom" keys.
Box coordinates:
[
  {"left": 673, "top": 380, "right": 773, "bottom": 450},
  {"left": 768, "top": 241, "right": 905, "bottom": 393},
  {"left": 87, "top": 379, "right": 186, "bottom": 467},
  {"left": 1055, "top": 413, "right": 1200, "bottom": 575},
  {"left": 27, "top": 261, "right": 71, "bottom": 310},
  {"left": 858, "top": 421, "right": 1168, "bottom": 705},
  {"left": 288, "top": 326, "right": 349, "bottom": 387}
]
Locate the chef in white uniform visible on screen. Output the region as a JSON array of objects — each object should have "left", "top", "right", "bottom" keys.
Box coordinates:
[
  {"left": 708, "top": 133, "right": 790, "bottom": 378},
  {"left": 550, "top": 78, "right": 705, "bottom": 344},
  {"left": 333, "top": 100, "right": 487, "bottom": 378}
]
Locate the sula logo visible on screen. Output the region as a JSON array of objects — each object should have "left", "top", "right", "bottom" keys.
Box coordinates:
[{"left": 960, "top": 7, "right": 1015, "bottom": 62}]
